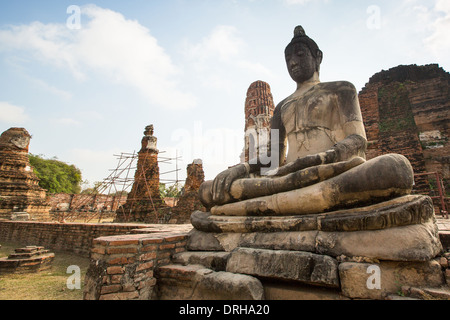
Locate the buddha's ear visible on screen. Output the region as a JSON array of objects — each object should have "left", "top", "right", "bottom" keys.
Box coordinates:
[{"left": 316, "top": 49, "right": 323, "bottom": 66}]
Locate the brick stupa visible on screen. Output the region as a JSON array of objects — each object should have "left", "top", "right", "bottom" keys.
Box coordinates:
[
  {"left": 166, "top": 159, "right": 206, "bottom": 223},
  {"left": 0, "top": 128, "right": 51, "bottom": 221},
  {"left": 115, "top": 125, "right": 165, "bottom": 223}
]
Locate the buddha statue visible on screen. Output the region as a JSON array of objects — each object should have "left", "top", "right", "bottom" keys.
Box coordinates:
[
  {"left": 190, "top": 26, "right": 442, "bottom": 262},
  {"left": 198, "top": 26, "right": 414, "bottom": 216}
]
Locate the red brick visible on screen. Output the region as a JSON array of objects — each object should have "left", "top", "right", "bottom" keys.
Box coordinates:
[
  {"left": 110, "top": 275, "right": 123, "bottom": 284},
  {"left": 139, "top": 252, "right": 157, "bottom": 261},
  {"left": 159, "top": 243, "right": 175, "bottom": 250},
  {"left": 100, "top": 284, "right": 122, "bottom": 295},
  {"left": 107, "top": 266, "right": 125, "bottom": 275},
  {"left": 107, "top": 256, "right": 135, "bottom": 265},
  {"left": 136, "top": 261, "right": 154, "bottom": 272},
  {"left": 106, "top": 247, "right": 138, "bottom": 255}
]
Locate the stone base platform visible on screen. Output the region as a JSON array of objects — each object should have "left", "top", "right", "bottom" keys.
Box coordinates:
[
  {"left": 165, "top": 249, "right": 448, "bottom": 300},
  {"left": 188, "top": 196, "right": 443, "bottom": 262},
  {"left": 0, "top": 246, "right": 54, "bottom": 274}
]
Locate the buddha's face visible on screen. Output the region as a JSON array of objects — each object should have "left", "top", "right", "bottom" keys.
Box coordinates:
[{"left": 285, "top": 43, "right": 319, "bottom": 84}]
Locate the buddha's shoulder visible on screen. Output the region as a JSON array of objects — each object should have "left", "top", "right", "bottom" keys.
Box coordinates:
[{"left": 316, "top": 81, "right": 357, "bottom": 94}]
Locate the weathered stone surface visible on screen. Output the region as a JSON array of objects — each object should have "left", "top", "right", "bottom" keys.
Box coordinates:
[
  {"left": 172, "top": 251, "right": 230, "bottom": 271},
  {"left": 191, "top": 195, "right": 434, "bottom": 233},
  {"left": 211, "top": 154, "right": 414, "bottom": 217},
  {"left": 201, "top": 157, "right": 365, "bottom": 204},
  {"left": 262, "top": 280, "right": 348, "bottom": 300},
  {"left": 187, "top": 229, "right": 226, "bottom": 252},
  {"left": 339, "top": 260, "right": 445, "bottom": 300},
  {"left": 316, "top": 221, "right": 443, "bottom": 261},
  {"left": 156, "top": 264, "right": 264, "bottom": 300},
  {"left": 188, "top": 220, "right": 443, "bottom": 261},
  {"left": 226, "top": 248, "right": 339, "bottom": 288},
  {"left": 187, "top": 229, "right": 317, "bottom": 253}
]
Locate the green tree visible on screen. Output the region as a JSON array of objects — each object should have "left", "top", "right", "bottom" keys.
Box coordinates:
[
  {"left": 159, "top": 183, "right": 182, "bottom": 198},
  {"left": 29, "top": 154, "right": 83, "bottom": 194}
]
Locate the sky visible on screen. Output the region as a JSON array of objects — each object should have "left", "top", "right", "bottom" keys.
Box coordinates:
[{"left": 0, "top": 0, "right": 449, "bottom": 192}]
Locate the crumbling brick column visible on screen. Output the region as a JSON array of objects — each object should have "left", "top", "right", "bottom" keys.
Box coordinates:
[
  {"left": 167, "top": 159, "right": 206, "bottom": 223},
  {"left": 0, "top": 128, "right": 51, "bottom": 221}
]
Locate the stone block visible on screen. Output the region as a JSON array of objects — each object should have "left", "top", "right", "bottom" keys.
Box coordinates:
[
  {"left": 172, "top": 251, "right": 230, "bottom": 271},
  {"left": 187, "top": 229, "right": 317, "bottom": 253},
  {"left": 226, "top": 248, "right": 339, "bottom": 288},
  {"left": 156, "top": 264, "right": 264, "bottom": 300},
  {"left": 339, "top": 260, "right": 445, "bottom": 300},
  {"left": 317, "top": 221, "right": 443, "bottom": 261},
  {"left": 262, "top": 280, "right": 348, "bottom": 300},
  {"left": 10, "top": 212, "right": 30, "bottom": 221}
]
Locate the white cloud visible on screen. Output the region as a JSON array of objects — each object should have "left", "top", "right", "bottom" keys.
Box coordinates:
[
  {"left": 284, "top": 0, "right": 314, "bottom": 4},
  {"left": 0, "top": 101, "right": 29, "bottom": 124},
  {"left": 68, "top": 147, "right": 122, "bottom": 184},
  {"left": 184, "top": 25, "right": 244, "bottom": 62},
  {"left": 53, "top": 118, "right": 81, "bottom": 126},
  {"left": 424, "top": 0, "right": 450, "bottom": 60},
  {"left": 0, "top": 5, "right": 196, "bottom": 110},
  {"left": 183, "top": 25, "right": 271, "bottom": 90},
  {"left": 284, "top": 0, "right": 328, "bottom": 5}
]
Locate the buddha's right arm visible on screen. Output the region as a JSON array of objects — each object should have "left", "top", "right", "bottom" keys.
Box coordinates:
[{"left": 201, "top": 103, "right": 287, "bottom": 207}]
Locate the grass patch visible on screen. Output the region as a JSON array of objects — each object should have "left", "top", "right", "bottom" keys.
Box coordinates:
[{"left": 0, "top": 242, "right": 90, "bottom": 300}]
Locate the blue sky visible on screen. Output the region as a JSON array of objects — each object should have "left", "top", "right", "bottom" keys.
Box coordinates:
[{"left": 0, "top": 0, "right": 449, "bottom": 190}]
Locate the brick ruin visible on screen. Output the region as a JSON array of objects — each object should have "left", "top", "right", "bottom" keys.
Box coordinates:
[
  {"left": 165, "top": 159, "right": 206, "bottom": 224},
  {"left": 0, "top": 128, "right": 51, "bottom": 221},
  {"left": 0, "top": 246, "right": 54, "bottom": 274},
  {"left": 242, "top": 80, "right": 275, "bottom": 163},
  {"left": 115, "top": 125, "right": 165, "bottom": 223},
  {"left": 359, "top": 64, "right": 450, "bottom": 199},
  {"left": 47, "top": 193, "right": 127, "bottom": 221}
]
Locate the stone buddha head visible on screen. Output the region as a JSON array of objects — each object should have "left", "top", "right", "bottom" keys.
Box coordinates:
[{"left": 285, "top": 26, "right": 323, "bottom": 84}]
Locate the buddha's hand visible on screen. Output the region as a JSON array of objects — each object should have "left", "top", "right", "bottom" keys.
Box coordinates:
[
  {"left": 273, "top": 149, "right": 337, "bottom": 177},
  {"left": 212, "top": 163, "right": 249, "bottom": 205}
]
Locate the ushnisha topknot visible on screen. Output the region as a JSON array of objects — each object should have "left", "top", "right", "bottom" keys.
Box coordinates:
[{"left": 285, "top": 25, "right": 322, "bottom": 60}]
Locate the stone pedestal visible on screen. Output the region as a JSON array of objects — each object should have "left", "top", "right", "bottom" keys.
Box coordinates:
[{"left": 163, "top": 194, "right": 447, "bottom": 300}]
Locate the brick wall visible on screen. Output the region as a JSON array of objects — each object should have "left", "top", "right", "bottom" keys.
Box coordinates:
[
  {"left": 83, "top": 232, "right": 188, "bottom": 300},
  {"left": 0, "top": 220, "right": 150, "bottom": 257},
  {"left": 359, "top": 64, "right": 450, "bottom": 195},
  {"left": 47, "top": 193, "right": 127, "bottom": 212}
]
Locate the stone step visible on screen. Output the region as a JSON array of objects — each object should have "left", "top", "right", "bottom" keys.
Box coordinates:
[
  {"left": 155, "top": 264, "right": 264, "bottom": 300},
  {"left": 401, "top": 286, "right": 450, "bottom": 300},
  {"left": 226, "top": 247, "right": 340, "bottom": 288},
  {"left": 15, "top": 246, "right": 45, "bottom": 253},
  {"left": 172, "top": 251, "right": 230, "bottom": 271},
  {"left": 8, "top": 249, "right": 50, "bottom": 260}
]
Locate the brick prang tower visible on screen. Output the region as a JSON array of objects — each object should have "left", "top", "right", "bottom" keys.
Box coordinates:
[{"left": 243, "top": 81, "right": 275, "bottom": 163}]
